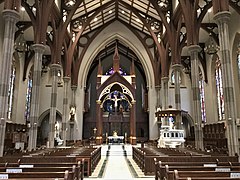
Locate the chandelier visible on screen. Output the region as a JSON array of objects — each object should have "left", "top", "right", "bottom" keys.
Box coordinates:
[
  {"left": 14, "top": 31, "right": 28, "bottom": 53},
  {"left": 64, "top": 0, "right": 76, "bottom": 7},
  {"left": 204, "top": 33, "right": 219, "bottom": 55}
]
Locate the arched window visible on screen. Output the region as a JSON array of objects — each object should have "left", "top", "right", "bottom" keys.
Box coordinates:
[
  {"left": 7, "top": 60, "right": 16, "bottom": 120},
  {"left": 199, "top": 70, "right": 206, "bottom": 122},
  {"left": 105, "top": 67, "right": 127, "bottom": 75},
  {"left": 237, "top": 53, "right": 240, "bottom": 79},
  {"left": 25, "top": 67, "right": 33, "bottom": 122},
  {"left": 215, "top": 58, "right": 225, "bottom": 120}
]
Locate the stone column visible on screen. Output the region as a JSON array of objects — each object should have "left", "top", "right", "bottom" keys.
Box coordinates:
[
  {"left": 188, "top": 45, "right": 204, "bottom": 150},
  {"left": 69, "top": 85, "right": 77, "bottom": 140},
  {"left": 155, "top": 85, "right": 161, "bottom": 108},
  {"left": 27, "top": 44, "right": 46, "bottom": 150},
  {"left": 172, "top": 64, "right": 183, "bottom": 129},
  {"left": 161, "top": 77, "right": 169, "bottom": 126},
  {"left": 96, "top": 100, "right": 102, "bottom": 144},
  {"left": 214, "top": 11, "right": 239, "bottom": 155},
  {"left": 0, "top": 9, "right": 20, "bottom": 156},
  {"left": 48, "top": 64, "right": 61, "bottom": 148},
  {"left": 130, "top": 100, "right": 136, "bottom": 145},
  {"left": 62, "top": 76, "right": 70, "bottom": 146}
]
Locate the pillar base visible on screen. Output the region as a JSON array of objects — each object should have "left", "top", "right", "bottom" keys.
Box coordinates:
[{"left": 130, "top": 136, "right": 136, "bottom": 145}]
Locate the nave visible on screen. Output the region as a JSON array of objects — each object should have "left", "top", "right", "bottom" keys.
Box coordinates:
[{"left": 87, "top": 144, "right": 154, "bottom": 180}]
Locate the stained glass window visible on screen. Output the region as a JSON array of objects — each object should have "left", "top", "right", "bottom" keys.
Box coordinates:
[
  {"left": 7, "top": 60, "right": 16, "bottom": 120},
  {"left": 215, "top": 58, "right": 225, "bottom": 120},
  {"left": 199, "top": 70, "right": 206, "bottom": 122},
  {"left": 237, "top": 54, "right": 240, "bottom": 79},
  {"left": 103, "top": 91, "right": 129, "bottom": 113},
  {"left": 105, "top": 67, "right": 127, "bottom": 75},
  {"left": 25, "top": 67, "right": 33, "bottom": 122}
]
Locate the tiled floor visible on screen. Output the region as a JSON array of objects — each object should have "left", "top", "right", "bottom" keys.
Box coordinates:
[{"left": 86, "top": 144, "right": 154, "bottom": 180}]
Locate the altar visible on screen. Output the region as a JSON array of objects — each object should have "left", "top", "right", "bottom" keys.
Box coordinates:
[{"left": 107, "top": 136, "right": 124, "bottom": 144}]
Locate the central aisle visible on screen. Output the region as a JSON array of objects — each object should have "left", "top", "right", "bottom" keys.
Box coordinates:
[
  {"left": 87, "top": 144, "right": 154, "bottom": 180},
  {"left": 103, "top": 145, "right": 132, "bottom": 179}
]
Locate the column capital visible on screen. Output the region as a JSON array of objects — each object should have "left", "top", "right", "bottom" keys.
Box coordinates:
[
  {"left": 172, "top": 63, "right": 183, "bottom": 71},
  {"left": 213, "top": 11, "right": 231, "bottom": 25},
  {"left": 187, "top": 45, "right": 201, "bottom": 54},
  {"left": 161, "top": 76, "right": 169, "bottom": 83},
  {"left": 2, "top": 9, "right": 20, "bottom": 22},
  {"left": 71, "top": 85, "right": 77, "bottom": 91},
  {"left": 31, "top": 44, "right": 46, "bottom": 54},
  {"left": 63, "top": 76, "right": 71, "bottom": 82},
  {"left": 155, "top": 85, "right": 161, "bottom": 90},
  {"left": 50, "top": 63, "right": 62, "bottom": 70}
]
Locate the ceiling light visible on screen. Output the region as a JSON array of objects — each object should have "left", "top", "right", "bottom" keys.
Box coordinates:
[
  {"left": 32, "top": 7, "right": 36, "bottom": 11},
  {"left": 94, "top": 17, "right": 98, "bottom": 22},
  {"left": 204, "top": 33, "right": 219, "bottom": 55},
  {"left": 14, "top": 31, "right": 28, "bottom": 53},
  {"left": 159, "top": 2, "right": 164, "bottom": 7},
  {"left": 69, "top": 0, "right": 74, "bottom": 6},
  {"left": 109, "top": 10, "right": 112, "bottom": 14},
  {"left": 65, "top": 0, "right": 76, "bottom": 7},
  {"left": 121, "top": 10, "right": 125, "bottom": 14}
]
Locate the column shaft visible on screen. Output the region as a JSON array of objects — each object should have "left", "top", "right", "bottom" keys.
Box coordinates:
[
  {"left": 69, "top": 86, "right": 77, "bottom": 140},
  {"left": 48, "top": 64, "right": 61, "bottom": 148},
  {"left": 188, "top": 45, "right": 204, "bottom": 150},
  {"left": 214, "top": 11, "right": 239, "bottom": 155},
  {"left": 161, "top": 77, "right": 169, "bottom": 126},
  {"left": 96, "top": 100, "right": 102, "bottom": 144},
  {"left": 28, "top": 44, "right": 45, "bottom": 150},
  {"left": 130, "top": 101, "right": 136, "bottom": 145},
  {"left": 0, "top": 10, "right": 20, "bottom": 156},
  {"left": 172, "top": 64, "right": 183, "bottom": 129},
  {"left": 62, "top": 77, "right": 70, "bottom": 146}
]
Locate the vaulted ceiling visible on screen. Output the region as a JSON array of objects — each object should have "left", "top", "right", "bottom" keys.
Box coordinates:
[{"left": 1, "top": 0, "right": 240, "bottom": 85}]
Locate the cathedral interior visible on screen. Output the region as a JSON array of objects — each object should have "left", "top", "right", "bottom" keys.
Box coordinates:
[{"left": 1, "top": 0, "right": 240, "bottom": 179}]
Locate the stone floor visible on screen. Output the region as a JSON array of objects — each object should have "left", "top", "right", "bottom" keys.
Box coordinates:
[{"left": 86, "top": 144, "right": 154, "bottom": 180}]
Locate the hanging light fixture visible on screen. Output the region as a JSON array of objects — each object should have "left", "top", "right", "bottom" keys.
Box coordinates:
[
  {"left": 64, "top": 0, "right": 76, "bottom": 7},
  {"left": 204, "top": 8, "right": 219, "bottom": 55},
  {"left": 204, "top": 32, "right": 219, "bottom": 55},
  {"left": 14, "top": 31, "right": 28, "bottom": 53}
]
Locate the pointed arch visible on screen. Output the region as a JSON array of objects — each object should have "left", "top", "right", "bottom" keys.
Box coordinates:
[{"left": 78, "top": 21, "right": 155, "bottom": 90}]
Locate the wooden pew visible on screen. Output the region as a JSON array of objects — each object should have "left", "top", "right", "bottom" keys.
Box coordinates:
[
  {"left": 173, "top": 169, "right": 240, "bottom": 180},
  {"left": 0, "top": 146, "right": 101, "bottom": 177},
  {"left": 0, "top": 163, "right": 83, "bottom": 180},
  {"left": 132, "top": 146, "right": 239, "bottom": 175},
  {"left": 147, "top": 155, "right": 238, "bottom": 175},
  {"left": 155, "top": 160, "right": 240, "bottom": 180},
  {"left": 0, "top": 170, "right": 72, "bottom": 180}
]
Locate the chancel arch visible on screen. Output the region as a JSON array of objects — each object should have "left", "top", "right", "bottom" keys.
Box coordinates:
[{"left": 76, "top": 21, "right": 157, "bottom": 141}]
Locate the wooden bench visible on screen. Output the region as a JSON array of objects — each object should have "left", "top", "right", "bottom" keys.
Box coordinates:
[
  {"left": 146, "top": 155, "right": 238, "bottom": 175},
  {"left": 0, "top": 146, "right": 101, "bottom": 177},
  {"left": 155, "top": 160, "right": 240, "bottom": 180},
  {"left": 173, "top": 169, "right": 240, "bottom": 180},
  {"left": 0, "top": 170, "right": 73, "bottom": 180},
  {"left": 0, "top": 162, "right": 83, "bottom": 180}
]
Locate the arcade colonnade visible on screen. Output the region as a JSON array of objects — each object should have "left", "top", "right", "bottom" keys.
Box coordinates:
[{"left": 0, "top": 0, "right": 239, "bottom": 157}]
